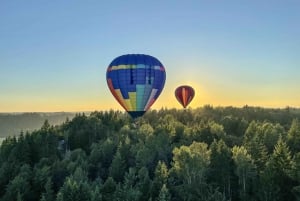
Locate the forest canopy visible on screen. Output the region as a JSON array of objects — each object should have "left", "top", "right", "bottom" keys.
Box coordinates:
[{"left": 0, "top": 106, "right": 300, "bottom": 201}]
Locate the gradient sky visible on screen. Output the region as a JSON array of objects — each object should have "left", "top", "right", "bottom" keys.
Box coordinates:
[{"left": 1, "top": 0, "right": 299, "bottom": 112}]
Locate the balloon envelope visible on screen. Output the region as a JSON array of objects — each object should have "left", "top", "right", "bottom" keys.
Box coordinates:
[
  {"left": 175, "top": 85, "right": 195, "bottom": 108},
  {"left": 106, "top": 54, "right": 166, "bottom": 118}
]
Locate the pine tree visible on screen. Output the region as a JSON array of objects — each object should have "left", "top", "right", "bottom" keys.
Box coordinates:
[
  {"left": 232, "top": 146, "right": 256, "bottom": 201},
  {"left": 137, "top": 167, "right": 152, "bottom": 201},
  {"left": 209, "top": 140, "right": 232, "bottom": 200},
  {"left": 109, "top": 150, "right": 126, "bottom": 182},
  {"left": 260, "top": 138, "right": 295, "bottom": 201},
  {"left": 245, "top": 136, "right": 268, "bottom": 171},
  {"left": 287, "top": 119, "right": 300, "bottom": 153},
  {"left": 151, "top": 161, "right": 168, "bottom": 199},
  {"left": 101, "top": 177, "right": 116, "bottom": 201},
  {"left": 91, "top": 186, "right": 103, "bottom": 201},
  {"left": 57, "top": 176, "right": 91, "bottom": 201},
  {"left": 40, "top": 178, "right": 54, "bottom": 201},
  {"left": 17, "top": 192, "right": 23, "bottom": 201},
  {"left": 157, "top": 184, "right": 171, "bottom": 201}
]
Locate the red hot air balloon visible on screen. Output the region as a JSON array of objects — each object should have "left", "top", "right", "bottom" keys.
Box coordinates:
[{"left": 175, "top": 85, "right": 195, "bottom": 108}]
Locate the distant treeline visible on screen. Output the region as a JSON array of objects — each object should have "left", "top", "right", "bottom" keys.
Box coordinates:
[
  {"left": 0, "top": 106, "right": 300, "bottom": 201},
  {"left": 0, "top": 112, "right": 79, "bottom": 137}
]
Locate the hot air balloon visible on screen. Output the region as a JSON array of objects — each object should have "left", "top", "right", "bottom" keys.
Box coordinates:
[
  {"left": 106, "top": 54, "right": 166, "bottom": 118},
  {"left": 175, "top": 85, "right": 195, "bottom": 108}
]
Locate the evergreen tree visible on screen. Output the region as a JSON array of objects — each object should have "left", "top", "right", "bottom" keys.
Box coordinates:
[
  {"left": 101, "top": 177, "right": 116, "bottom": 201},
  {"left": 245, "top": 136, "right": 268, "bottom": 171},
  {"left": 292, "top": 152, "right": 300, "bottom": 188},
  {"left": 109, "top": 150, "right": 126, "bottom": 182},
  {"left": 2, "top": 164, "right": 33, "bottom": 201},
  {"left": 17, "top": 191, "right": 23, "bottom": 201},
  {"left": 260, "top": 122, "right": 283, "bottom": 153},
  {"left": 113, "top": 168, "right": 141, "bottom": 201},
  {"left": 157, "top": 184, "right": 171, "bottom": 201},
  {"left": 151, "top": 161, "right": 169, "bottom": 199},
  {"left": 287, "top": 119, "right": 300, "bottom": 153},
  {"left": 91, "top": 186, "right": 103, "bottom": 201},
  {"left": 56, "top": 176, "right": 91, "bottom": 201},
  {"left": 243, "top": 121, "right": 258, "bottom": 145},
  {"left": 40, "top": 178, "right": 55, "bottom": 201},
  {"left": 261, "top": 137, "right": 296, "bottom": 201},
  {"left": 209, "top": 139, "right": 232, "bottom": 200},
  {"left": 137, "top": 167, "right": 152, "bottom": 201},
  {"left": 232, "top": 146, "right": 256, "bottom": 201}
]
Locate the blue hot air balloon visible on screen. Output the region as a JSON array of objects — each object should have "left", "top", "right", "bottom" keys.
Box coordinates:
[{"left": 106, "top": 54, "right": 166, "bottom": 118}]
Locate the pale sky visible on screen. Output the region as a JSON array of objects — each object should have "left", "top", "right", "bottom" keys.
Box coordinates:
[{"left": 0, "top": 0, "right": 299, "bottom": 112}]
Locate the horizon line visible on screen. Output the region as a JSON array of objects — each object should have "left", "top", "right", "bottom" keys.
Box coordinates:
[{"left": 0, "top": 105, "right": 299, "bottom": 114}]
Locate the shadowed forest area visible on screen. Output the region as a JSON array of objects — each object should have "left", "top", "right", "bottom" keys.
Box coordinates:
[{"left": 1, "top": 106, "right": 300, "bottom": 201}]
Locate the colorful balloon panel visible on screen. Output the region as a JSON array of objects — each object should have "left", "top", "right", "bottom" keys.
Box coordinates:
[
  {"left": 106, "top": 54, "right": 166, "bottom": 118},
  {"left": 175, "top": 85, "right": 195, "bottom": 108}
]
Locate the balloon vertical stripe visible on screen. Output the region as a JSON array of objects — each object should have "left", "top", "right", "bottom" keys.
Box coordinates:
[{"left": 175, "top": 85, "right": 195, "bottom": 108}]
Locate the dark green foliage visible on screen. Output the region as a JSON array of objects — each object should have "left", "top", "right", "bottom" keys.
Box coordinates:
[
  {"left": 109, "top": 150, "right": 126, "bottom": 182},
  {"left": 232, "top": 146, "right": 256, "bottom": 201},
  {"left": 101, "top": 177, "right": 116, "bottom": 201},
  {"left": 40, "top": 178, "right": 54, "bottom": 201},
  {"left": 151, "top": 161, "right": 169, "bottom": 199},
  {"left": 209, "top": 139, "right": 233, "bottom": 200},
  {"left": 2, "top": 164, "right": 34, "bottom": 201},
  {"left": 157, "top": 184, "right": 171, "bottom": 201},
  {"left": 259, "top": 138, "right": 296, "bottom": 201},
  {"left": 287, "top": 119, "right": 300, "bottom": 153},
  {"left": 0, "top": 107, "right": 300, "bottom": 201},
  {"left": 56, "top": 177, "right": 91, "bottom": 201}
]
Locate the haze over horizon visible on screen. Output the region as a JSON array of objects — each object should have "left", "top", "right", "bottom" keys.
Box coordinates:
[{"left": 1, "top": 1, "right": 299, "bottom": 112}]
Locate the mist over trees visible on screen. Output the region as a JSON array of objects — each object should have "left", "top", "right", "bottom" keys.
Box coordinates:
[
  {"left": 0, "top": 113, "right": 78, "bottom": 138},
  {"left": 0, "top": 106, "right": 300, "bottom": 201}
]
